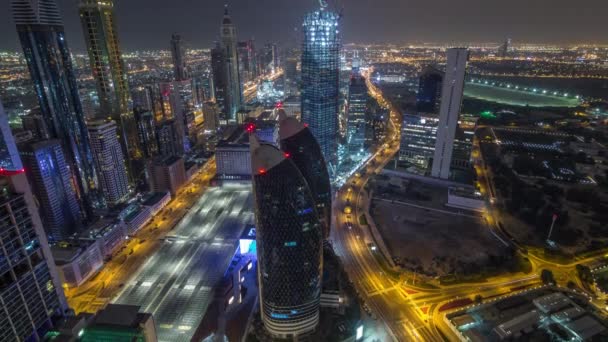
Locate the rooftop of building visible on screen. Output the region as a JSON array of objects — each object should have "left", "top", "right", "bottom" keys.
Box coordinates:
[
  {"left": 141, "top": 191, "right": 170, "bottom": 207},
  {"left": 155, "top": 155, "right": 182, "bottom": 167},
  {"left": 91, "top": 304, "right": 151, "bottom": 328},
  {"left": 79, "top": 218, "right": 121, "bottom": 240},
  {"left": 120, "top": 203, "right": 147, "bottom": 223},
  {"left": 51, "top": 241, "right": 96, "bottom": 265}
]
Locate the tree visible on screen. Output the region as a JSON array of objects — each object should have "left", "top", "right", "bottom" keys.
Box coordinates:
[{"left": 541, "top": 269, "right": 555, "bottom": 285}]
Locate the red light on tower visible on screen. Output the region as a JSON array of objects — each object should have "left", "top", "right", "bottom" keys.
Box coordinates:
[
  {"left": 303, "top": 123, "right": 309, "bottom": 128},
  {"left": 284, "top": 152, "right": 290, "bottom": 158},
  {"left": 245, "top": 123, "right": 256, "bottom": 133},
  {"left": 258, "top": 168, "right": 266, "bottom": 174},
  {"left": 275, "top": 101, "right": 283, "bottom": 109}
]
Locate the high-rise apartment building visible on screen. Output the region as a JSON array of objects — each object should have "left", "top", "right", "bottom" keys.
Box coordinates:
[
  {"left": 134, "top": 109, "right": 159, "bottom": 158},
  {"left": 11, "top": 0, "right": 101, "bottom": 213},
  {"left": 170, "top": 33, "right": 189, "bottom": 81},
  {"left": 88, "top": 120, "right": 130, "bottom": 206},
  {"left": 237, "top": 39, "right": 257, "bottom": 83},
  {"left": 284, "top": 56, "right": 299, "bottom": 96},
  {"left": 347, "top": 72, "right": 368, "bottom": 156},
  {"left": 19, "top": 139, "right": 83, "bottom": 241},
  {"left": 0, "top": 100, "right": 68, "bottom": 340},
  {"left": 211, "top": 42, "right": 228, "bottom": 123},
  {"left": 416, "top": 66, "right": 443, "bottom": 114},
  {"left": 278, "top": 110, "right": 332, "bottom": 239},
  {"left": 250, "top": 136, "right": 323, "bottom": 338},
  {"left": 301, "top": 4, "right": 341, "bottom": 168},
  {"left": 79, "top": 0, "right": 141, "bottom": 175},
  {"left": 220, "top": 5, "right": 242, "bottom": 122},
  {"left": 431, "top": 48, "right": 469, "bottom": 179}
]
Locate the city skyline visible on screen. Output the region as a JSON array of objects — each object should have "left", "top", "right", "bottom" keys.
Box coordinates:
[{"left": 1, "top": 0, "right": 607, "bottom": 51}]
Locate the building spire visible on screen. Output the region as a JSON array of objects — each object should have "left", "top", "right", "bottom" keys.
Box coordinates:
[{"left": 224, "top": 3, "right": 229, "bottom": 16}]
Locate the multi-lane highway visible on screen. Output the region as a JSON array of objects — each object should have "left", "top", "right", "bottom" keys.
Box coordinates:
[
  {"left": 331, "top": 68, "right": 442, "bottom": 341},
  {"left": 330, "top": 68, "right": 608, "bottom": 341},
  {"left": 65, "top": 158, "right": 217, "bottom": 314}
]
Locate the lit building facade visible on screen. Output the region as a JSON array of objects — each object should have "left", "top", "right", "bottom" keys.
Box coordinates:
[
  {"left": 238, "top": 39, "right": 257, "bottom": 83},
  {"left": 87, "top": 120, "right": 130, "bottom": 206},
  {"left": 347, "top": 73, "right": 368, "bottom": 156},
  {"left": 431, "top": 48, "right": 469, "bottom": 179},
  {"left": 19, "top": 140, "right": 83, "bottom": 241},
  {"left": 399, "top": 114, "right": 439, "bottom": 169},
  {"left": 134, "top": 109, "right": 158, "bottom": 158},
  {"left": 220, "top": 5, "right": 242, "bottom": 122},
  {"left": 11, "top": 0, "right": 101, "bottom": 212},
  {"left": 278, "top": 111, "right": 332, "bottom": 239},
  {"left": 301, "top": 5, "right": 341, "bottom": 167},
  {"left": 79, "top": 0, "right": 141, "bottom": 175},
  {"left": 250, "top": 137, "right": 323, "bottom": 339},
  {"left": 0, "top": 100, "right": 68, "bottom": 340}
]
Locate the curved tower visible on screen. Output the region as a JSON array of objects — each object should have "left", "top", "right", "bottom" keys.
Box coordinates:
[
  {"left": 250, "top": 136, "right": 323, "bottom": 338},
  {"left": 278, "top": 110, "right": 332, "bottom": 239}
]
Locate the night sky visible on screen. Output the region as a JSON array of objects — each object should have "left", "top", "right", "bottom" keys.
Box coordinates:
[{"left": 0, "top": 0, "right": 606, "bottom": 51}]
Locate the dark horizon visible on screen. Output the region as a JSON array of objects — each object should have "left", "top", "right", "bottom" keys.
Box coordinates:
[{"left": 1, "top": 0, "right": 607, "bottom": 52}]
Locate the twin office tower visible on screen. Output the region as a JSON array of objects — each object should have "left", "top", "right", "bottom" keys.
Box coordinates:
[{"left": 251, "top": 110, "right": 331, "bottom": 338}]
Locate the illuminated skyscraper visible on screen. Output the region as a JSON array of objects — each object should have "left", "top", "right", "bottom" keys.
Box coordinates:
[
  {"left": 88, "top": 120, "right": 130, "bottom": 206},
  {"left": 0, "top": 101, "right": 68, "bottom": 340},
  {"left": 220, "top": 5, "right": 242, "bottom": 121},
  {"left": 301, "top": 3, "right": 341, "bottom": 168},
  {"left": 238, "top": 39, "right": 257, "bottom": 83},
  {"left": 278, "top": 110, "right": 331, "bottom": 239},
  {"left": 250, "top": 136, "right": 323, "bottom": 338},
  {"left": 170, "top": 33, "right": 189, "bottom": 81},
  {"left": 19, "top": 139, "right": 83, "bottom": 241},
  {"left": 347, "top": 72, "right": 368, "bottom": 156},
  {"left": 431, "top": 48, "right": 468, "bottom": 179},
  {"left": 211, "top": 42, "right": 228, "bottom": 123},
  {"left": 79, "top": 0, "right": 141, "bottom": 177},
  {"left": 11, "top": 0, "right": 101, "bottom": 213}
]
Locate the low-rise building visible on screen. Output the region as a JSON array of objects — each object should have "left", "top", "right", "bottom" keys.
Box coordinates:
[
  {"left": 141, "top": 191, "right": 171, "bottom": 216},
  {"left": 52, "top": 241, "right": 104, "bottom": 288},
  {"left": 120, "top": 203, "right": 153, "bottom": 235},
  {"left": 493, "top": 310, "right": 540, "bottom": 340},
  {"left": 447, "top": 186, "right": 485, "bottom": 212},
  {"left": 78, "top": 219, "right": 127, "bottom": 258},
  {"left": 48, "top": 304, "right": 157, "bottom": 341},
  {"left": 533, "top": 292, "right": 572, "bottom": 314}
]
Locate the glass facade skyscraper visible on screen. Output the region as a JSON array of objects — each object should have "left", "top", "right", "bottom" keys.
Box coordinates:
[
  {"left": 416, "top": 66, "right": 443, "bottom": 114},
  {"left": 19, "top": 140, "right": 83, "bottom": 241},
  {"left": 79, "top": 0, "right": 142, "bottom": 177},
  {"left": 278, "top": 110, "right": 332, "bottom": 239},
  {"left": 220, "top": 5, "right": 242, "bottom": 122},
  {"left": 347, "top": 72, "right": 368, "bottom": 156},
  {"left": 301, "top": 5, "right": 341, "bottom": 168},
  {"left": 11, "top": 0, "right": 101, "bottom": 213},
  {"left": 0, "top": 100, "right": 68, "bottom": 340},
  {"left": 250, "top": 136, "right": 323, "bottom": 339},
  {"left": 170, "top": 33, "right": 189, "bottom": 81}
]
